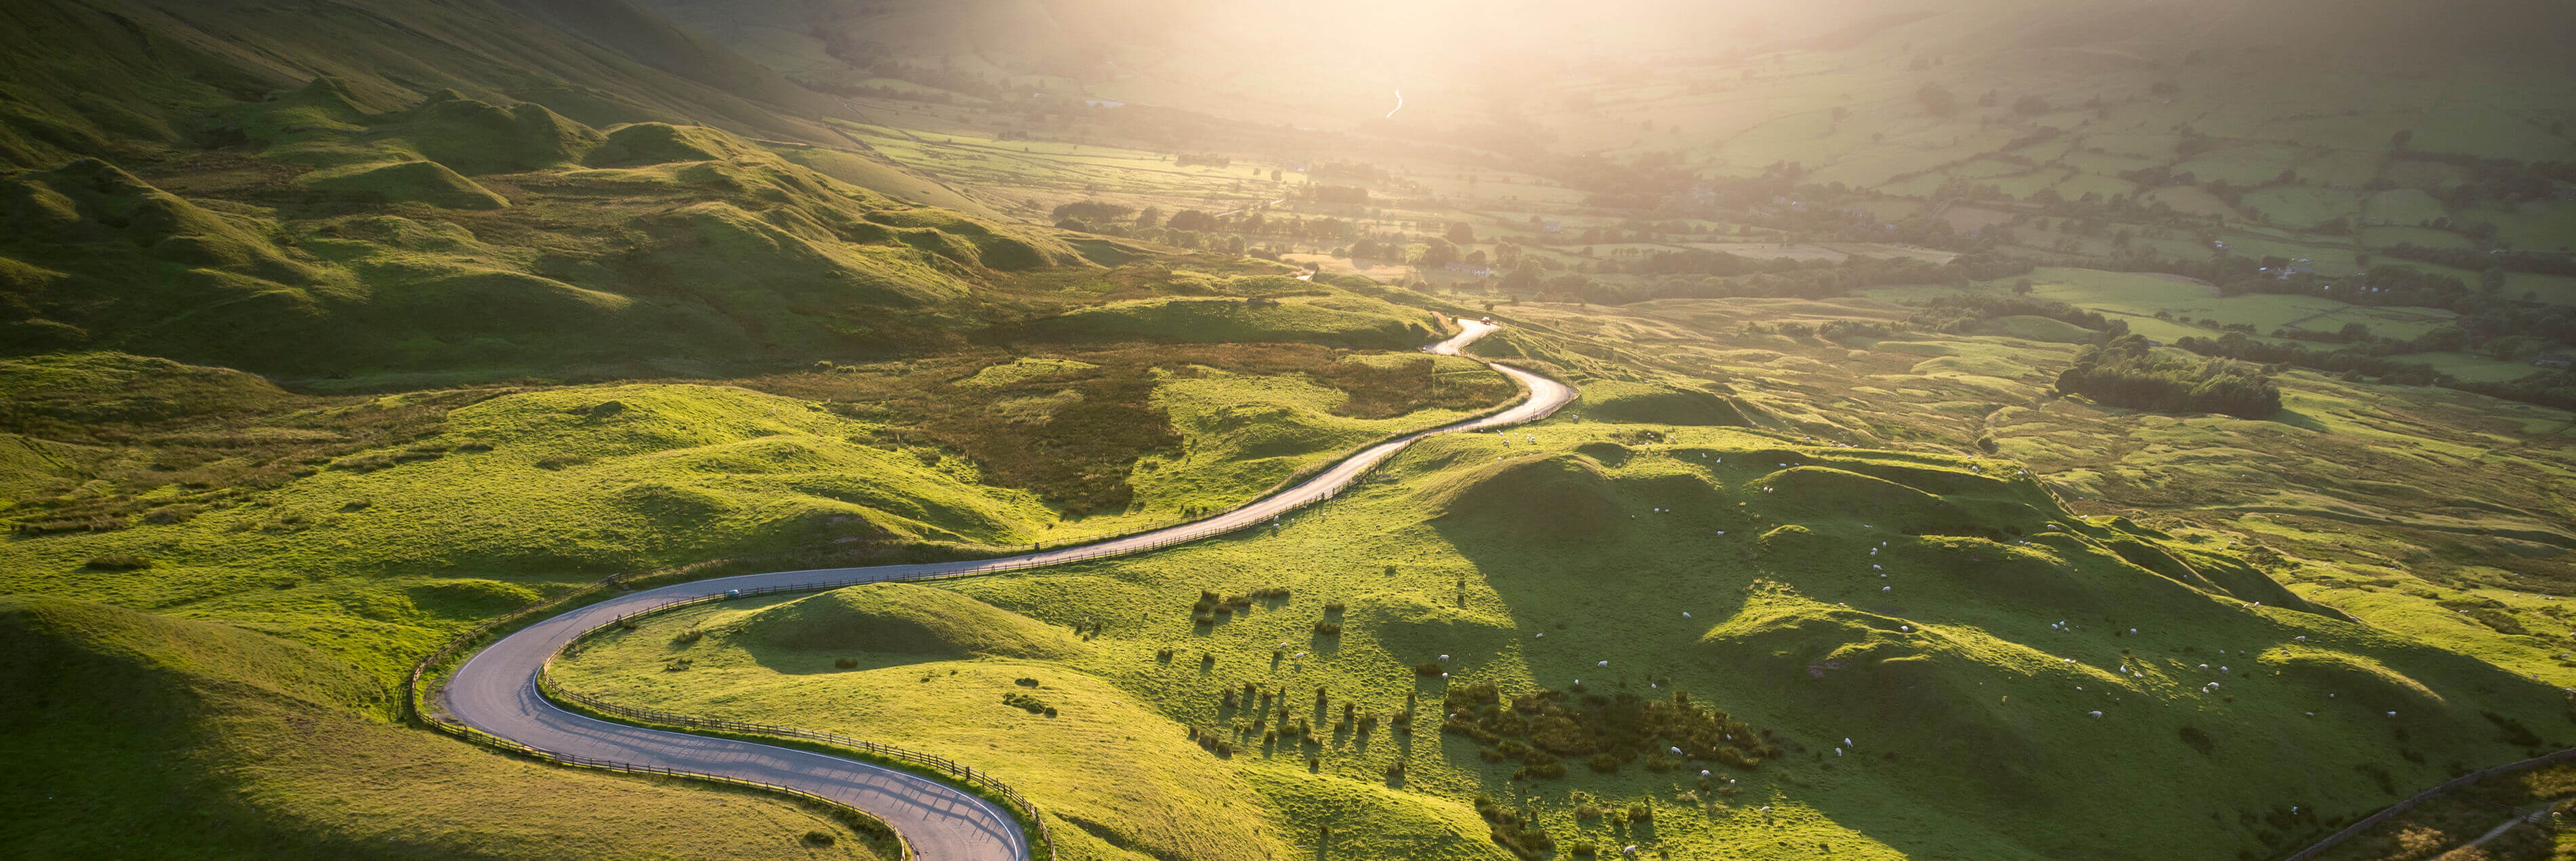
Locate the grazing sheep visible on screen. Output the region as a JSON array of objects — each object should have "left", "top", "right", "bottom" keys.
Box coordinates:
[
  {"left": 1597, "top": 660, "right": 1609, "bottom": 667},
  {"left": 2088, "top": 710, "right": 2102, "bottom": 717},
  {"left": 1438, "top": 654, "right": 1450, "bottom": 662},
  {"left": 1682, "top": 612, "right": 1692, "bottom": 618}
]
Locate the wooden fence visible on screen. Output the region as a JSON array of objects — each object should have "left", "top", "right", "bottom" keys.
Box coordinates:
[{"left": 2284, "top": 746, "right": 2576, "bottom": 860}]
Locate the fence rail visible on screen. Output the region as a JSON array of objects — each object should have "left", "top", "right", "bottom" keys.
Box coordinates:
[
  {"left": 542, "top": 668, "right": 1050, "bottom": 853},
  {"left": 2284, "top": 746, "right": 2576, "bottom": 860},
  {"left": 414, "top": 715, "right": 913, "bottom": 860}
]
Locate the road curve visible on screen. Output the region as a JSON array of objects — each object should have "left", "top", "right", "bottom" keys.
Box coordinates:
[{"left": 440, "top": 319, "right": 1573, "bottom": 860}]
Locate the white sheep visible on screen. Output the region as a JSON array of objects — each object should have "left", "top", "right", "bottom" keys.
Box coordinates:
[
  {"left": 1670, "top": 746, "right": 1684, "bottom": 755},
  {"left": 1844, "top": 738, "right": 1853, "bottom": 747},
  {"left": 1597, "top": 660, "right": 1610, "bottom": 667},
  {"left": 1883, "top": 586, "right": 1892, "bottom": 592},
  {"left": 1535, "top": 633, "right": 1544, "bottom": 638},
  {"left": 2088, "top": 710, "right": 2102, "bottom": 717},
  {"left": 2387, "top": 711, "right": 2398, "bottom": 717},
  {"left": 1438, "top": 654, "right": 1450, "bottom": 662},
  {"left": 1682, "top": 612, "right": 1692, "bottom": 618}
]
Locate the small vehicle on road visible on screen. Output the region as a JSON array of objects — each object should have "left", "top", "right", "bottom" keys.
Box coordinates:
[{"left": 1480, "top": 316, "right": 1495, "bottom": 324}]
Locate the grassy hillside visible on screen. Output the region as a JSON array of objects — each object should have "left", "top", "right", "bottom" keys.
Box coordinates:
[
  {"left": 0, "top": 594, "right": 896, "bottom": 860},
  {"left": 555, "top": 417, "right": 2572, "bottom": 860}
]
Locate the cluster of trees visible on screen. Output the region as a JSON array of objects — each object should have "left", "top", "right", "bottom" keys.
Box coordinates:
[
  {"left": 1174, "top": 153, "right": 1230, "bottom": 167},
  {"left": 2381, "top": 245, "right": 2576, "bottom": 277},
  {"left": 1908, "top": 292, "right": 2125, "bottom": 336},
  {"left": 2056, "top": 334, "right": 2282, "bottom": 418},
  {"left": 1303, "top": 184, "right": 1370, "bottom": 205},
  {"left": 1485, "top": 252, "right": 2024, "bottom": 306},
  {"left": 2387, "top": 151, "right": 2576, "bottom": 212}
]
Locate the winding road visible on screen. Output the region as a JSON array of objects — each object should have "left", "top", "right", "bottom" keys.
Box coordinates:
[{"left": 439, "top": 319, "right": 1574, "bottom": 860}]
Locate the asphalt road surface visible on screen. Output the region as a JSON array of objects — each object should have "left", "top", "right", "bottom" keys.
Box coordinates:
[{"left": 440, "top": 319, "right": 1573, "bottom": 860}]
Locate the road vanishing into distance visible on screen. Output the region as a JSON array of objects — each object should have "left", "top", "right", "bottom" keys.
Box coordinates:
[{"left": 440, "top": 319, "right": 1574, "bottom": 860}]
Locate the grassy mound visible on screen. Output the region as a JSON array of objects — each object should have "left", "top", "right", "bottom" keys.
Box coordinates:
[
  {"left": 1424, "top": 453, "right": 1619, "bottom": 544},
  {"left": 1575, "top": 380, "right": 1749, "bottom": 426},
  {"left": 585, "top": 122, "right": 758, "bottom": 166},
  {"left": 729, "top": 582, "right": 1086, "bottom": 660},
  {"left": 302, "top": 160, "right": 508, "bottom": 209},
  {"left": 1354, "top": 593, "right": 1514, "bottom": 666}
]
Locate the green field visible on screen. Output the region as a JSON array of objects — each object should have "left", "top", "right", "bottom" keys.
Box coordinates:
[{"left": 7, "top": 0, "right": 2576, "bottom": 858}]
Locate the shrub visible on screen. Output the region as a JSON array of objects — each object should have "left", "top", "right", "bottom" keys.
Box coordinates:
[
  {"left": 1571, "top": 842, "right": 1598, "bottom": 856},
  {"left": 142, "top": 504, "right": 201, "bottom": 525},
  {"left": 1414, "top": 662, "right": 1445, "bottom": 676},
  {"left": 803, "top": 830, "right": 835, "bottom": 846},
  {"left": 672, "top": 628, "right": 704, "bottom": 644},
  {"left": 454, "top": 441, "right": 496, "bottom": 452},
  {"left": 1323, "top": 601, "right": 1346, "bottom": 613},
  {"left": 1626, "top": 803, "right": 1653, "bottom": 823},
  {"left": 2179, "top": 725, "right": 2215, "bottom": 756},
  {"left": 1003, "top": 692, "right": 1053, "bottom": 715},
  {"left": 1314, "top": 622, "right": 1342, "bottom": 635},
  {"left": 1588, "top": 753, "right": 1622, "bottom": 774},
  {"left": 1156, "top": 647, "right": 1175, "bottom": 660},
  {"left": 1015, "top": 677, "right": 1040, "bottom": 687},
  {"left": 833, "top": 657, "right": 858, "bottom": 669},
  {"left": 83, "top": 554, "right": 153, "bottom": 570}
]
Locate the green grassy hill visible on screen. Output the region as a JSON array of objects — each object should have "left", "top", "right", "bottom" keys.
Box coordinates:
[
  {"left": 555, "top": 418, "right": 2573, "bottom": 860},
  {"left": 0, "top": 594, "right": 896, "bottom": 860}
]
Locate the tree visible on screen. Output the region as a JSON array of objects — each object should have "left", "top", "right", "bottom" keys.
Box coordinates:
[
  {"left": 1447, "top": 222, "right": 1476, "bottom": 244},
  {"left": 2480, "top": 267, "right": 2510, "bottom": 294},
  {"left": 1916, "top": 83, "right": 1958, "bottom": 117},
  {"left": 1414, "top": 238, "right": 1460, "bottom": 268},
  {"left": 1167, "top": 209, "right": 1217, "bottom": 232},
  {"left": 1135, "top": 206, "right": 1164, "bottom": 228},
  {"left": 2390, "top": 129, "right": 2414, "bottom": 151}
]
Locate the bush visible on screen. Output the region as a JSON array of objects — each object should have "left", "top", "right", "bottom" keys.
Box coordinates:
[
  {"left": 1323, "top": 601, "right": 1346, "bottom": 613},
  {"left": 1626, "top": 803, "right": 1653, "bottom": 823},
  {"left": 1414, "top": 662, "right": 1446, "bottom": 677},
  {"left": 82, "top": 554, "right": 153, "bottom": 570},
  {"left": 1002, "top": 692, "right": 1053, "bottom": 715},
  {"left": 1588, "top": 753, "right": 1622, "bottom": 774},
  {"left": 2057, "top": 334, "right": 2280, "bottom": 418},
  {"left": 2179, "top": 725, "right": 2215, "bottom": 756},
  {"left": 803, "top": 830, "right": 835, "bottom": 846},
  {"left": 833, "top": 657, "right": 858, "bottom": 669},
  {"left": 1015, "top": 677, "right": 1040, "bottom": 687},
  {"left": 1314, "top": 622, "right": 1342, "bottom": 635},
  {"left": 672, "top": 628, "right": 704, "bottom": 644}
]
